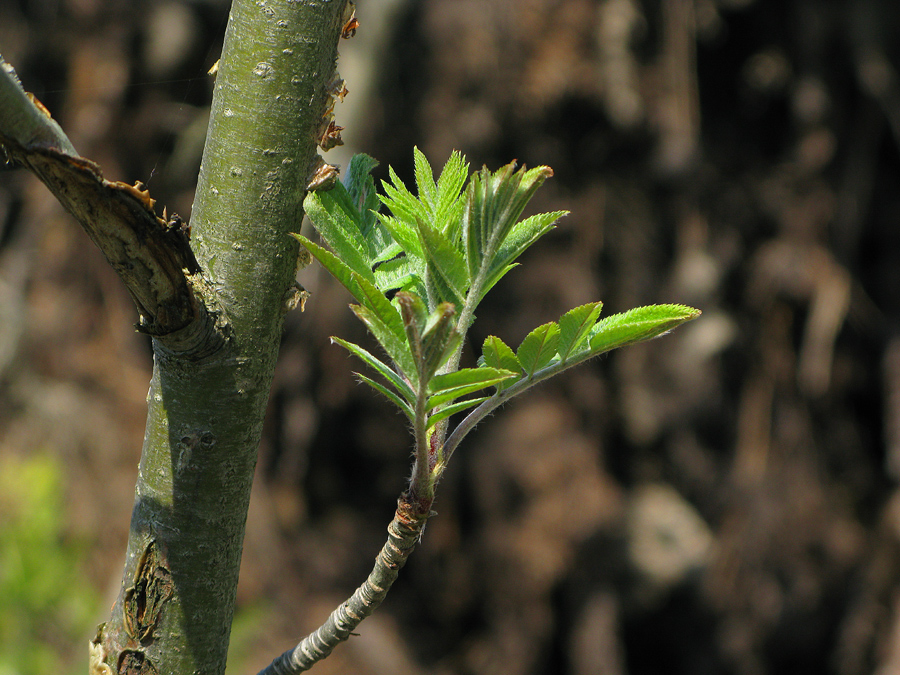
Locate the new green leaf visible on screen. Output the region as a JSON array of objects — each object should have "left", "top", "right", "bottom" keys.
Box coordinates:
[
  {"left": 480, "top": 335, "right": 521, "bottom": 390},
  {"left": 420, "top": 304, "right": 461, "bottom": 381},
  {"left": 588, "top": 305, "right": 701, "bottom": 355},
  {"left": 343, "top": 153, "right": 380, "bottom": 238},
  {"left": 350, "top": 305, "right": 417, "bottom": 385},
  {"left": 417, "top": 217, "right": 468, "bottom": 306},
  {"left": 427, "top": 366, "right": 517, "bottom": 409},
  {"left": 302, "top": 190, "right": 374, "bottom": 280},
  {"left": 557, "top": 302, "right": 603, "bottom": 361},
  {"left": 463, "top": 162, "right": 555, "bottom": 281},
  {"left": 517, "top": 322, "right": 561, "bottom": 375}
]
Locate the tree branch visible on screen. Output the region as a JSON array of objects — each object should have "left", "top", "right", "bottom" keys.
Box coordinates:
[
  {"left": 0, "top": 55, "right": 207, "bottom": 345},
  {"left": 2, "top": 0, "right": 352, "bottom": 673}
]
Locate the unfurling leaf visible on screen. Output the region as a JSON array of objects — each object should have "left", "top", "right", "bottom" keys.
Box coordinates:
[
  {"left": 396, "top": 291, "right": 429, "bottom": 366},
  {"left": 301, "top": 149, "right": 700, "bottom": 511},
  {"left": 396, "top": 293, "right": 460, "bottom": 383},
  {"left": 463, "top": 161, "right": 555, "bottom": 282},
  {"left": 517, "top": 322, "right": 561, "bottom": 376},
  {"left": 420, "top": 303, "right": 461, "bottom": 381},
  {"left": 344, "top": 154, "right": 380, "bottom": 223}
]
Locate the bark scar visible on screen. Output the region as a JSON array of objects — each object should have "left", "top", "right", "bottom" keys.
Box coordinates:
[{"left": 123, "top": 540, "right": 174, "bottom": 643}]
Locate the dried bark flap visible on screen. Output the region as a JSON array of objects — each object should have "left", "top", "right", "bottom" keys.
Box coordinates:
[{"left": 13, "top": 147, "right": 200, "bottom": 336}]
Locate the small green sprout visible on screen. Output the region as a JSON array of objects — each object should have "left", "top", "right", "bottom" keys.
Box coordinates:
[{"left": 294, "top": 148, "right": 700, "bottom": 505}]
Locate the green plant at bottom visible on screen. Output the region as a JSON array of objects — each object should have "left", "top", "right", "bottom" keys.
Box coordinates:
[
  {"left": 258, "top": 149, "right": 700, "bottom": 674},
  {"left": 0, "top": 453, "right": 101, "bottom": 675}
]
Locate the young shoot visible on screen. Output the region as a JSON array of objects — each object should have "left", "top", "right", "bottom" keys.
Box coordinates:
[
  {"left": 263, "top": 148, "right": 700, "bottom": 675},
  {"left": 295, "top": 148, "right": 700, "bottom": 508}
]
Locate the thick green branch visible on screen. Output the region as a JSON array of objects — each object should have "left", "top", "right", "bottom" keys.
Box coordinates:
[{"left": 90, "top": 2, "right": 351, "bottom": 674}]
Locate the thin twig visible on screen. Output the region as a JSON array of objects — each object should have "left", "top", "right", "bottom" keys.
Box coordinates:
[{"left": 256, "top": 495, "right": 430, "bottom": 675}]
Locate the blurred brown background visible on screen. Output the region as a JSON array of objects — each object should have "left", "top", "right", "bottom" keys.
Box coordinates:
[{"left": 2, "top": 0, "right": 899, "bottom": 674}]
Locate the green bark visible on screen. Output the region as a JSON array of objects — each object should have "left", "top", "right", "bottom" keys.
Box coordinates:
[
  {"left": 90, "top": 1, "right": 349, "bottom": 673},
  {"left": 2, "top": 1, "right": 348, "bottom": 668}
]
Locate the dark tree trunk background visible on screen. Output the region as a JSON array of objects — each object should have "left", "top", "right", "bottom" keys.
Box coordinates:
[{"left": 2, "top": 1, "right": 899, "bottom": 674}]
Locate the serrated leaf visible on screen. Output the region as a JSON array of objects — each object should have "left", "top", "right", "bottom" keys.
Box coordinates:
[
  {"left": 373, "top": 255, "right": 417, "bottom": 294},
  {"left": 435, "top": 151, "right": 469, "bottom": 226},
  {"left": 378, "top": 214, "right": 424, "bottom": 263},
  {"left": 557, "top": 301, "right": 603, "bottom": 361},
  {"left": 302, "top": 190, "right": 374, "bottom": 280},
  {"left": 425, "top": 264, "right": 463, "bottom": 310},
  {"left": 427, "top": 367, "right": 518, "bottom": 409},
  {"left": 355, "top": 373, "right": 415, "bottom": 421},
  {"left": 381, "top": 166, "right": 428, "bottom": 225},
  {"left": 346, "top": 155, "right": 382, "bottom": 240},
  {"left": 428, "top": 366, "right": 518, "bottom": 395},
  {"left": 296, "top": 236, "right": 411, "bottom": 353},
  {"left": 463, "top": 168, "right": 489, "bottom": 279},
  {"left": 417, "top": 217, "right": 468, "bottom": 306},
  {"left": 356, "top": 274, "right": 406, "bottom": 338},
  {"left": 373, "top": 241, "right": 404, "bottom": 265},
  {"left": 426, "top": 396, "right": 489, "bottom": 430},
  {"left": 331, "top": 337, "right": 416, "bottom": 404},
  {"left": 464, "top": 162, "right": 555, "bottom": 285},
  {"left": 588, "top": 305, "right": 701, "bottom": 355},
  {"left": 517, "top": 322, "right": 561, "bottom": 375},
  {"left": 369, "top": 226, "right": 398, "bottom": 261},
  {"left": 350, "top": 304, "right": 417, "bottom": 385},
  {"left": 481, "top": 335, "right": 522, "bottom": 382},
  {"left": 481, "top": 211, "right": 566, "bottom": 299},
  {"left": 413, "top": 147, "right": 438, "bottom": 213}
]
